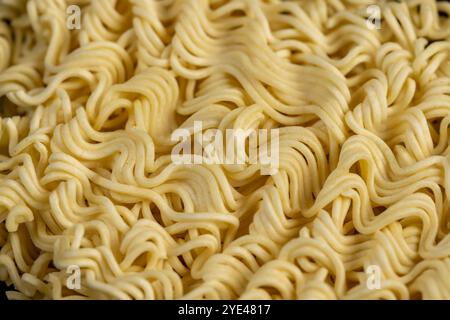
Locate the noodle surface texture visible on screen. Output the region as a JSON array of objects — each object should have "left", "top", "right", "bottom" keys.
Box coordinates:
[{"left": 0, "top": 0, "right": 450, "bottom": 300}]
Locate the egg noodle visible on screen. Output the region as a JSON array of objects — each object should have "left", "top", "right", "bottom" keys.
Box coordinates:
[{"left": 0, "top": 0, "right": 450, "bottom": 300}]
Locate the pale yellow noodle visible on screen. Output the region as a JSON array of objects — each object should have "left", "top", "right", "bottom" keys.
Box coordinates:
[{"left": 0, "top": 0, "right": 449, "bottom": 300}]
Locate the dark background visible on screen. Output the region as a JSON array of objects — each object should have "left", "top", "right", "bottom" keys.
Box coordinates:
[{"left": 0, "top": 282, "right": 12, "bottom": 300}]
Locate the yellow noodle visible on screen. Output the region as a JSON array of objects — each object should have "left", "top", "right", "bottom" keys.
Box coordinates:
[{"left": 0, "top": 0, "right": 449, "bottom": 300}]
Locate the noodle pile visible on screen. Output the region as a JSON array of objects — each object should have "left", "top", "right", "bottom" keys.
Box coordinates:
[{"left": 0, "top": 0, "right": 450, "bottom": 299}]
